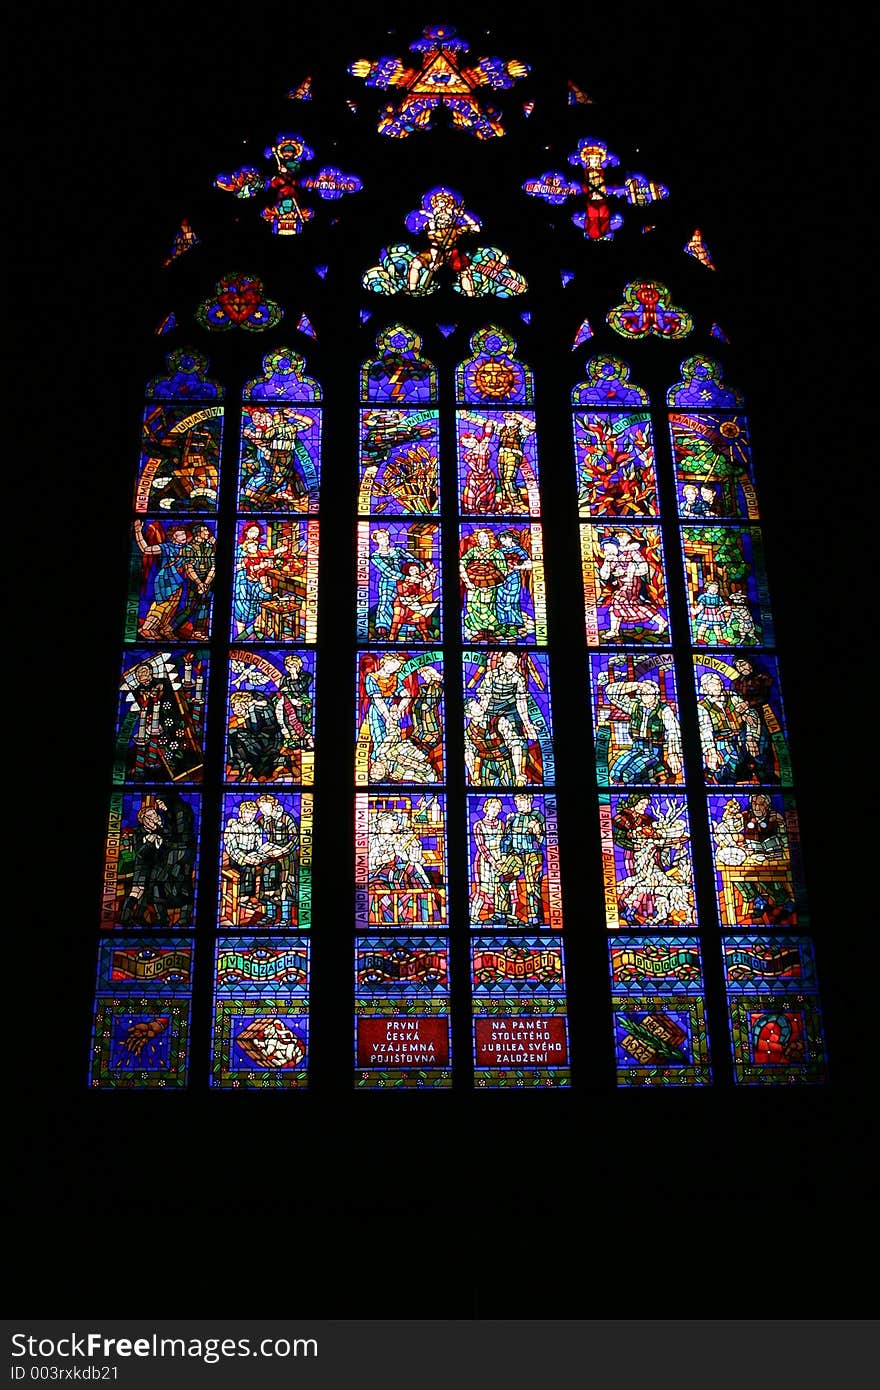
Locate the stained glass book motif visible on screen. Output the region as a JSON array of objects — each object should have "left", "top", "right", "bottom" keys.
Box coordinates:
[
  {"left": 466, "top": 793, "right": 562, "bottom": 929},
  {"left": 101, "top": 790, "right": 200, "bottom": 929},
  {"left": 608, "top": 936, "right": 711, "bottom": 1086},
  {"left": 356, "top": 521, "right": 442, "bottom": 642},
  {"left": 354, "top": 935, "right": 451, "bottom": 1089},
  {"left": 471, "top": 937, "right": 570, "bottom": 1087},
  {"left": 599, "top": 792, "right": 697, "bottom": 930},
  {"left": 218, "top": 791, "right": 312, "bottom": 929},
  {"left": 113, "top": 649, "right": 208, "bottom": 784},
  {"left": 210, "top": 937, "right": 309, "bottom": 1089},
  {"left": 225, "top": 649, "right": 316, "bottom": 785},
  {"left": 89, "top": 937, "right": 194, "bottom": 1089},
  {"left": 463, "top": 651, "right": 554, "bottom": 787},
  {"left": 356, "top": 651, "right": 445, "bottom": 786},
  {"left": 459, "top": 522, "right": 546, "bottom": 644},
  {"left": 589, "top": 652, "right": 684, "bottom": 787}
]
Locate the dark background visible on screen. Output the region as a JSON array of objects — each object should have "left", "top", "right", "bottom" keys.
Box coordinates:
[{"left": 12, "top": 2, "right": 874, "bottom": 1314}]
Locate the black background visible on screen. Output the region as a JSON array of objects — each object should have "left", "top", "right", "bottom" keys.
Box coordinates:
[{"left": 11, "top": 2, "right": 875, "bottom": 1315}]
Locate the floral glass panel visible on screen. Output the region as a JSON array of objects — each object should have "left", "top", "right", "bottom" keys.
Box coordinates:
[
  {"left": 101, "top": 789, "right": 200, "bottom": 929},
  {"left": 356, "top": 651, "right": 445, "bottom": 787},
  {"left": 355, "top": 792, "right": 448, "bottom": 928},
  {"left": 135, "top": 403, "right": 223, "bottom": 514},
  {"left": 681, "top": 525, "right": 773, "bottom": 648},
  {"left": 237, "top": 405, "right": 321, "bottom": 513},
  {"left": 218, "top": 791, "right": 312, "bottom": 929},
  {"left": 599, "top": 792, "right": 697, "bottom": 930},
  {"left": 462, "top": 650, "right": 555, "bottom": 787},
  {"left": 722, "top": 935, "right": 829, "bottom": 1084},
  {"left": 210, "top": 937, "right": 309, "bottom": 1089},
  {"left": 127, "top": 519, "right": 217, "bottom": 643},
  {"left": 358, "top": 407, "right": 440, "bottom": 514},
  {"left": 459, "top": 522, "right": 547, "bottom": 644},
  {"left": 231, "top": 518, "right": 320, "bottom": 643},
  {"left": 580, "top": 523, "right": 670, "bottom": 647},
  {"left": 456, "top": 408, "right": 540, "bottom": 516},
  {"left": 708, "top": 792, "right": 806, "bottom": 928},
  {"left": 694, "top": 655, "right": 791, "bottom": 787},
  {"left": 466, "top": 792, "right": 562, "bottom": 930},
  {"left": 89, "top": 937, "right": 194, "bottom": 1090},
  {"left": 670, "top": 412, "right": 759, "bottom": 520},
  {"left": 471, "top": 937, "right": 570, "bottom": 1088},
  {"left": 225, "top": 649, "right": 316, "bottom": 785},
  {"left": 589, "top": 652, "right": 684, "bottom": 787},
  {"left": 113, "top": 649, "right": 208, "bottom": 784},
  {"left": 354, "top": 935, "right": 451, "bottom": 1089},
  {"left": 573, "top": 410, "right": 658, "bottom": 518},
  {"left": 608, "top": 935, "right": 711, "bottom": 1086},
  {"left": 356, "top": 521, "right": 442, "bottom": 643}
]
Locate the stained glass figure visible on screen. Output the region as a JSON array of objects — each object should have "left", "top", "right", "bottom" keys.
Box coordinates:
[
  {"left": 114, "top": 649, "right": 208, "bottom": 784},
  {"left": 356, "top": 651, "right": 445, "bottom": 786},
  {"left": 670, "top": 412, "right": 759, "bottom": 520},
  {"left": 471, "top": 937, "right": 570, "bottom": 1087},
  {"left": 523, "top": 137, "right": 668, "bottom": 241},
  {"left": 89, "top": 937, "right": 194, "bottom": 1089},
  {"left": 467, "top": 794, "right": 561, "bottom": 929},
  {"left": 572, "top": 318, "right": 593, "bottom": 348},
  {"left": 608, "top": 936, "right": 711, "bottom": 1086},
  {"left": 356, "top": 521, "right": 442, "bottom": 642},
  {"left": 607, "top": 281, "right": 693, "bottom": 338},
  {"left": 694, "top": 655, "right": 791, "bottom": 787},
  {"left": 572, "top": 356, "right": 647, "bottom": 407},
  {"left": 128, "top": 519, "right": 217, "bottom": 643},
  {"left": 363, "top": 187, "right": 526, "bottom": 297},
  {"left": 214, "top": 133, "right": 361, "bottom": 235},
  {"left": 361, "top": 324, "right": 437, "bottom": 404},
  {"left": 722, "top": 935, "right": 829, "bottom": 1084},
  {"left": 354, "top": 935, "right": 451, "bottom": 1088},
  {"left": 225, "top": 649, "right": 316, "bottom": 785},
  {"left": 349, "top": 24, "right": 529, "bottom": 140},
  {"left": 589, "top": 652, "right": 684, "bottom": 787},
  {"left": 230, "top": 518, "right": 319, "bottom": 643},
  {"left": 681, "top": 525, "right": 773, "bottom": 648},
  {"left": 243, "top": 348, "right": 322, "bottom": 402},
  {"left": 163, "top": 219, "right": 199, "bottom": 266},
  {"left": 456, "top": 326, "right": 533, "bottom": 405},
  {"left": 599, "top": 791, "right": 697, "bottom": 929},
  {"left": 463, "top": 651, "right": 555, "bottom": 787},
  {"left": 101, "top": 789, "right": 200, "bottom": 929},
  {"left": 358, "top": 410, "right": 440, "bottom": 513},
  {"left": 218, "top": 791, "right": 312, "bottom": 929},
  {"left": 574, "top": 409, "right": 658, "bottom": 517},
  {"left": 195, "top": 272, "right": 283, "bottom": 331},
  {"left": 708, "top": 792, "right": 805, "bottom": 928},
  {"left": 684, "top": 228, "right": 715, "bottom": 268},
  {"left": 135, "top": 402, "right": 223, "bottom": 513},
  {"left": 580, "top": 522, "right": 670, "bottom": 646},
  {"left": 456, "top": 407, "right": 540, "bottom": 515},
  {"left": 355, "top": 792, "right": 448, "bottom": 928},
  {"left": 666, "top": 355, "right": 744, "bottom": 408},
  {"left": 237, "top": 405, "right": 321, "bottom": 513},
  {"left": 210, "top": 937, "right": 309, "bottom": 1089},
  {"left": 145, "top": 348, "right": 224, "bottom": 401},
  {"left": 460, "top": 522, "right": 546, "bottom": 645}
]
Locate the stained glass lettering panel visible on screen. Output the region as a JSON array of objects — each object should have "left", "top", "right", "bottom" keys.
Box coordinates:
[
  {"left": 89, "top": 937, "right": 194, "bottom": 1089},
  {"left": 356, "top": 521, "right": 442, "bottom": 643},
  {"left": 354, "top": 935, "right": 451, "bottom": 1089},
  {"left": 669, "top": 412, "right": 759, "bottom": 520},
  {"left": 356, "top": 651, "right": 445, "bottom": 786},
  {"left": 608, "top": 935, "right": 711, "bottom": 1085},
  {"left": 225, "top": 649, "right": 316, "bottom": 785},
  {"left": 134, "top": 403, "right": 223, "bottom": 514},
  {"left": 210, "top": 936, "right": 309, "bottom": 1089},
  {"left": 471, "top": 936, "right": 570, "bottom": 1088}
]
